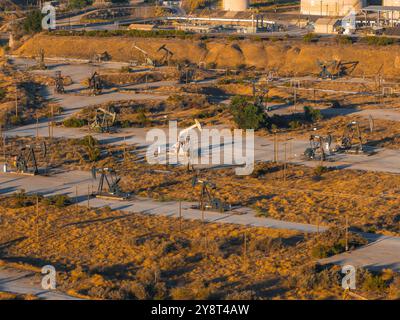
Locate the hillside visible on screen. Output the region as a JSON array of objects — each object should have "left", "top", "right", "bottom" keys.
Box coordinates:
[{"left": 14, "top": 34, "right": 400, "bottom": 78}]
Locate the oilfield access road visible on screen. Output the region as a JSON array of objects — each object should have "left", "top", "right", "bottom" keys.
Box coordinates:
[{"left": 5, "top": 57, "right": 400, "bottom": 174}]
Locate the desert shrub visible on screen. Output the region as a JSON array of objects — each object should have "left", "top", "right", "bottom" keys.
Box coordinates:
[
  {"left": 311, "top": 228, "right": 367, "bottom": 259},
  {"left": 304, "top": 106, "right": 322, "bottom": 123},
  {"left": 206, "top": 62, "right": 217, "bottom": 69},
  {"left": 136, "top": 107, "right": 149, "bottom": 127},
  {"left": 43, "top": 194, "right": 71, "bottom": 208},
  {"left": 120, "top": 66, "right": 131, "bottom": 73},
  {"left": 22, "top": 10, "right": 43, "bottom": 34},
  {"left": 79, "top": 135, "right": 100, "bottom": 162},
  {"left": 12, "top": 190, "right": 35, "bottom": 208},
  {"left": 335, "top": 35, "right": 353, "bottom": 45},
  {"left": 314, "top": 165, "right": 328, "bottom": 177},
  {"left": 289, "top": 120, "right": 302, "bottom": 129},
  {"left": 63, "top": 117, "right": 87, "bottom": 128},
  {"left": 294, "top": 264, "right": 341, "bottom": 291},
  {"left": 362, "top": 272, "right": 386, "bottom": 293},
  {"left": 388, "top": 275, "right": 400, "bottom": 299},
  {"left": 236, "top": 63, "right": 247, "bottom": 70},
  {"left": 68, "top": 0, "right": 92, "bottom": 9},
  {"left": 9, "top": 114, "right": 23, "bottom": 125},
  {"left": 303, "top": 33, "right": 318, "bottom": 43},
  {"left": 229, "top": 96, "right": 268, "bottom": 130},
  {"left": 365, "top": 36, "right": 394, "bottom": 46},
  {"left": 51, "top": 29, "right": 189, "bottom": 39},
  {"left": 225, "top": 290, "right": 256, "bottom": 300},
  {"left": 0, "top": 88, "right": 5, "bottom": 101}
]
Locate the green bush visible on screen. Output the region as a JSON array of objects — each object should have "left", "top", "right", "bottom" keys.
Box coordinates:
[
  {"left": 9, "top": 114, "right": 23, "bottom": 125},
  {"left": 229, "top": 96, "right": 268, "bottom": 130},
  {"left": 289, "top": 120, "right": 301, "bottom": 129},
  {"left": 335, "top": 35, "right": 353, "bottom": 45},
  {"left": 80, "top": 135, "right": 100, "bottom": 162},
  {"left": 43, "top": 194, "right": 72, "bottom": 208},
  {"left": 68, "top": 0, "right": 92, "bottom": 9},
  {"left": 362, "top": 272, "right": 386, "bottom": 293},
  {"left": 304, "top": 106, "right": 322, "bottom": 123},
  {"left": 50, "top": 29, "right": 190, "bottom": 39},
  {"left": 314, "top": 165, "right": 328, "bottom": 177},
  {"left": 63, "top": 117, "right": 87, "bottom": 128},
  {"left": 137, "top": 108, "right": 149, "bottom": 127},
  {"left": 365, "top": 36, "right": 394, "bottom": 46},
  {"left": 0, "top": 88, "right": 5, "bottom": 101},
  {"left": 22, "top": 10, "right": 43, "bottom": 34},
  {"left": 303, "top": 33, "right": 318, "bottom": 43}
]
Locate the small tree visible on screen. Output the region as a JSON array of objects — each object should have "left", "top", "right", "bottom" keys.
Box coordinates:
[
  {"left": 304, "top": 106, "right": 322, "bottom": 123},
  {"left": 80, "top": 135, "right": 100, "bottom": 162},
  {"left": 229, "top": 96, "right": 267, "bottom": 130},
  {"left": 22, "top": 10, "right": 43, "bottom": 34}
]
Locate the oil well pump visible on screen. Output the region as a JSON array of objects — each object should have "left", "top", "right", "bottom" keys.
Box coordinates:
[
  {"left": 91, "top": 167, "right": 129, "bottom": 200},
  {"left": 157, "top": 44, "right": 173, "bottom": 66},
  {"left": 177, "top": 63, "right": 196, "bottom": 84},
  {"left": 54, "top": 71, "right": 64, "bottom": 94},
  {"left": 304, "top": 134, "right": 332, "bottom": 161},
  {"left": 191, "top": 175, "right": 231, "bottom": 212},
  {"left": 91, "top": 51, "right": 111, "bottom": 64},
  {"left": 13, "top": 142, "right": 47, "bottom": 175},
  {"left": 132, "top": 43, "right": 155, "bottom": 67},
  {"left": 337, "top": 121, "right": 365, "bottom": 154},
  {"left": 170, "top": 119, "right": 202, "bottom": 157},
  {"left": 90, "top": 107, "right": 117, "bottom": 133},
  {"left": 88, "top": 71, "right": 103, "bottom": 95},
  {"left": 316, "top": 59, "right": 358, "bottom": 79}
]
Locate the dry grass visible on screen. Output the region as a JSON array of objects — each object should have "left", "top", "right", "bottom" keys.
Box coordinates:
[
  {"left": 14, "top": 34, "right": 400, "bottom": 78},
  {"left": 0, "top": 193, "right": 398, "bottom": 300},
  {"left": 3, "top": 135, "right": 400, "bottom": 236}
]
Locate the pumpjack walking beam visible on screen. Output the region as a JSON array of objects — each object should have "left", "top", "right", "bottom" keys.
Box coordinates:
[
  {"left": 14, "top": 142, "right": 47, "bottom": 175},
  {"left": 338, "top": 121, "right": 364, "bottom": 153},
  {"left": 90, "top": 107, "right": 117, "bottom": 133},
  {"left": 157, "top": 44, "right": 173, "bottom": 66},
  {"left": 191, "top": 175, "right": 231, "bottom": 212},
  {"left": 91, "top": 167, "right": 129, "bottom": 200}
]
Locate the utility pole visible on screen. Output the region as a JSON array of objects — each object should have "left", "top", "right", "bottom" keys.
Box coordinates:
[
  {"left": 36, "top": 113, "right": 39, "bottom": 139},
  {"left": 345, "top": 213, "right": 349, "bottom": 252},
  {"left": 293, "top": 87, "right": 297, "bottom": 111},
  {"left": 179, "top": 200, "right": 182, "bottom": 232},
  {"left": 36, "top": 195, "right": 39, "bottom": 250},
  {"left": 274, "top": 133, "right": 278, "bottom": 163},
  {"left": 87, "top": 185, "right": 90, "bottom": 209},
  {"left": 283, "top": 142, "right": 287, "bottom": 182},
  {"left": 243, "top": 232, "right": 247, "bottom": 259},
  {"left": 15, "top": 84, "right": 18, "bottom": 117},
  {"left": 51, "top": 104, "right": 54, "bottom": 139}
]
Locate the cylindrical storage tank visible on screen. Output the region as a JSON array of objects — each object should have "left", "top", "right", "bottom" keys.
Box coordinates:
[
  {"left": 223, "top": 0, "right": 249, "bottom": 11},
  {"left": 300, "top": 0, "right": 366, "bottom": 16}
]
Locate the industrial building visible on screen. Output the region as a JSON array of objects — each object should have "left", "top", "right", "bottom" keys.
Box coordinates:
[
  {"left": 300, "top": 0, "right": 366, "bottom": 16},
  {"left": 223, "top": 0, "right": 249, "bottom": 11}
]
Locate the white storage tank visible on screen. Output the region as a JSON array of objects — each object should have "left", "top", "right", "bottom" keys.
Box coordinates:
[
  {"left": 223, "top": 0, "right": 249, "bottom": 11},
  {"left": 300, "top": 0, "right": 366, "bottom": 16}
]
